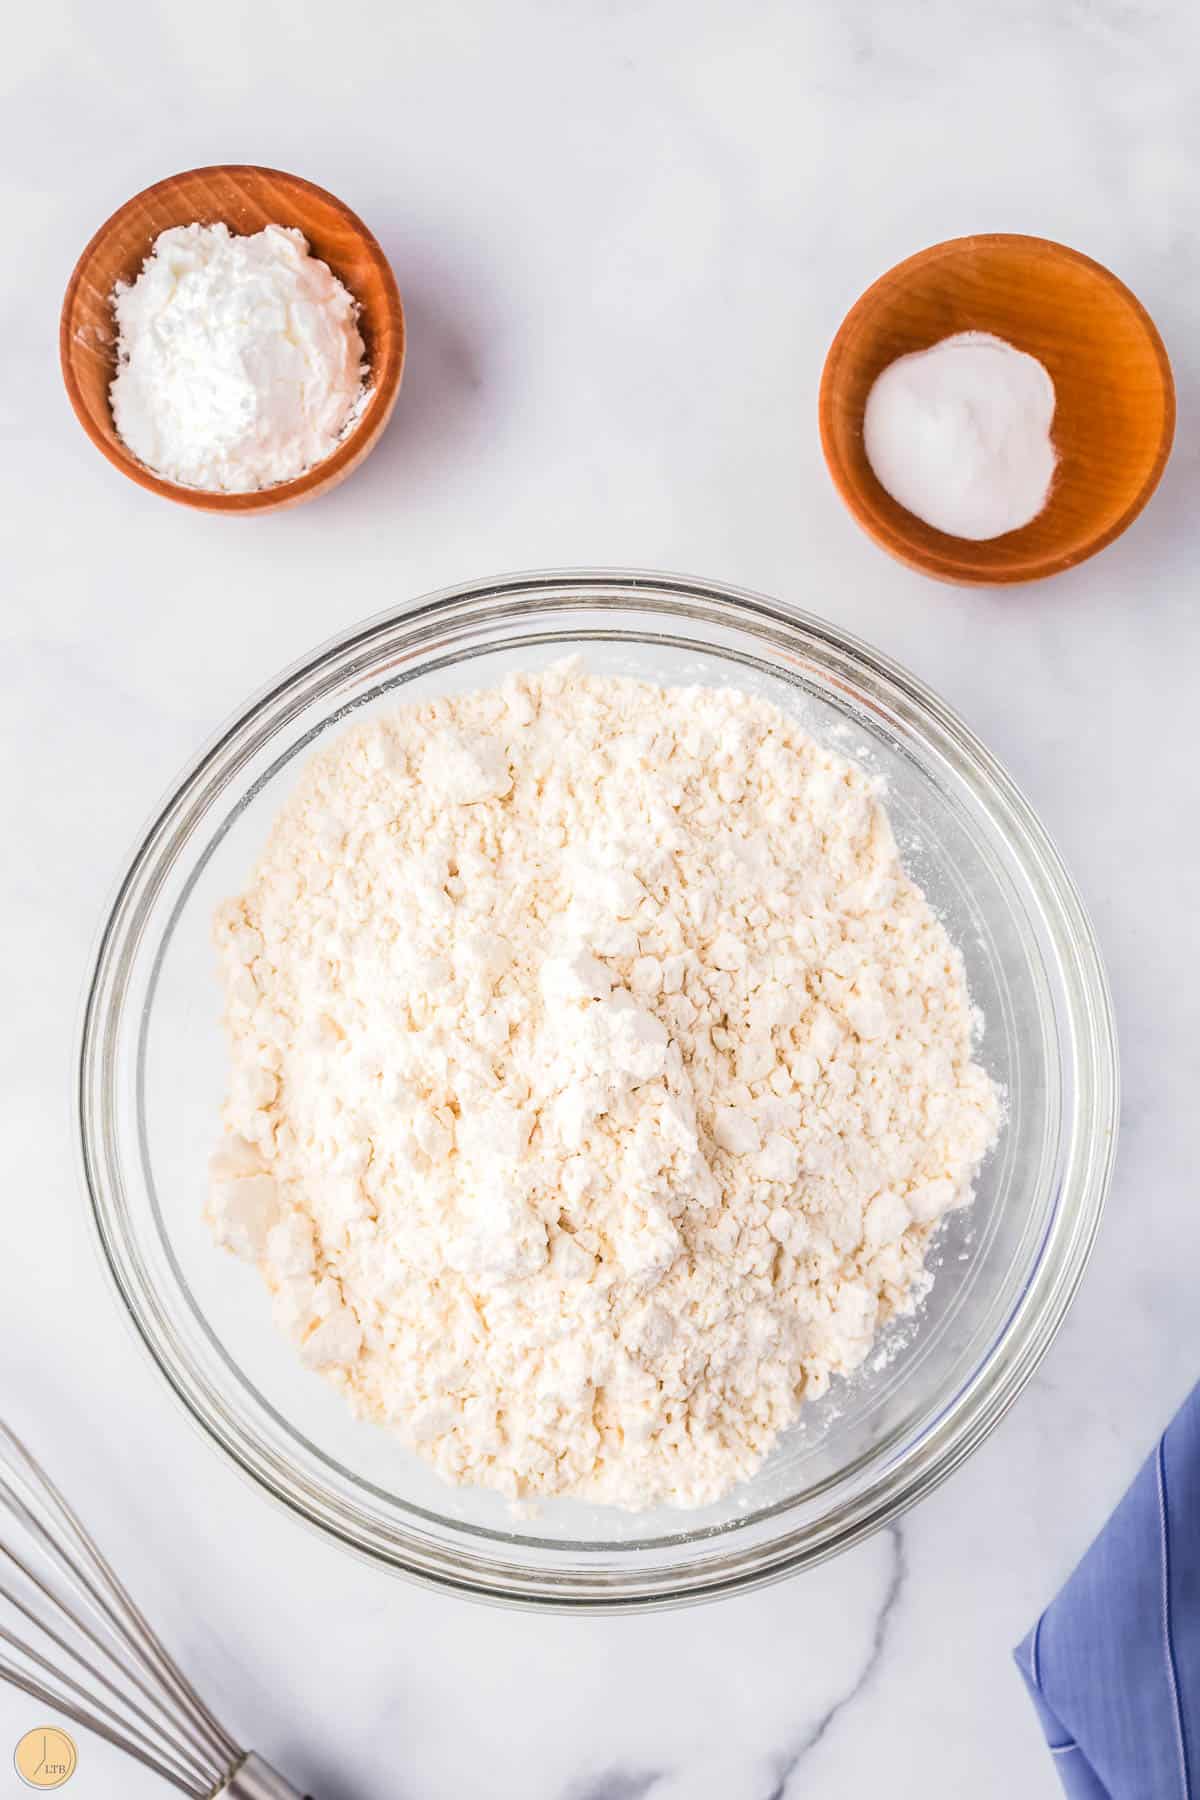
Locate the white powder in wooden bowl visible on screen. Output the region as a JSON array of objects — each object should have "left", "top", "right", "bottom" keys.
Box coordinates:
[
  {"left": 110, "top": 222, "right": 366, "bottom": 492},
  {"left": 864, "top": 331, "right": 1057, "bottom": 540}
]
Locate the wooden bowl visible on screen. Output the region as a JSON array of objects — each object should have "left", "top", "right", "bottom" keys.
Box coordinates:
[
  {"left": 819, "top": 234, "right": 1174, "bottom": 584},
  {"left": 61, "top": 165, "right": 405, "bottom": 513}
]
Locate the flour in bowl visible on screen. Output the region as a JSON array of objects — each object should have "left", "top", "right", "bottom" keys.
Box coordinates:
[{"left": 208, "top": 665, "right": 1001, "bottom": 1510}]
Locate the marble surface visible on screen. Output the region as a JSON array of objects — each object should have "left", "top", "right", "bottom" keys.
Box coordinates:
[{"left": 4, "top": 1, "right": 1200, "bottom": 1794}]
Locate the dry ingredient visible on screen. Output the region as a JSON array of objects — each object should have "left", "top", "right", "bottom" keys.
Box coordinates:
[
  {"left": 208, "top": 665, "right": 1001, "bottom": 1511},
  {"left": 863, "top": 331, "right": 1057, "bottom": 540},
  {"left": 110, "top": 222, "right": 367, "bottom": 492}
]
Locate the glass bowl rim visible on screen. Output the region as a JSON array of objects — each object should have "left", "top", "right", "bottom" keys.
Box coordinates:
[{"left": 77, "top": 567, "right": 1119, "bottom": 1608}]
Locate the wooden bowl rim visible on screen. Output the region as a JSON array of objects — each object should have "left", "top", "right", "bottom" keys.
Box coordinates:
[
  {"left": 818, "top": 232, "right": 1176, "bottom": 585},
  {"left": 60, "top": 163, "right": 405, "bottom": 514}
]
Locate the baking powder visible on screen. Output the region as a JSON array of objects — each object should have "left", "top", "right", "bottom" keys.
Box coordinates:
[{"left": 110, "top": 222, "right": 366, "bottom": 492}]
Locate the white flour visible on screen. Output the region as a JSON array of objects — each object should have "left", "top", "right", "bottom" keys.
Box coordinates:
[
  {"left": 208, "top": 665, "right": 1001, "bottom": 1510},
  {"left": 110, "top": 223, "right": 367, "bottom": 492}
]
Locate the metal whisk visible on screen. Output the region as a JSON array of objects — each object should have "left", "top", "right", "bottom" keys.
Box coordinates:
[{"left": 0, "top": 1421, "right": 311, "bottom": 1798}]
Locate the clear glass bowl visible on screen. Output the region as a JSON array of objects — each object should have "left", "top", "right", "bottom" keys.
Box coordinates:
[{"left": 78, "top": 571, "right": 1117, "bottom": 1609}]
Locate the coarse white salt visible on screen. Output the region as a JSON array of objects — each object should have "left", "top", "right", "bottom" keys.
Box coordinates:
[{"left": 864, "top": 330, "right": 1057, "bottom": 540}]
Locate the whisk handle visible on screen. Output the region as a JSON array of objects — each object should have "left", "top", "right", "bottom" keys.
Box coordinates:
[{"left": 215, "top": 1751, "right": 314, "bottom": 1800}]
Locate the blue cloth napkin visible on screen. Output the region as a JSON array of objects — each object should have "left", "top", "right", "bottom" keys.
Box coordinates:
[{"left": 1016, "top": 1384, "right": 1200, "bottom": 1797}]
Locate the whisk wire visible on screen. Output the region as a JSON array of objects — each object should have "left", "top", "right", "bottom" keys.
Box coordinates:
[
  {"left": 1, "top": 1427, "right": 239, "bottom": 1769},
  {"left": 0, "top": 1610, "right": 212, "bottom": 1795},
  {"left": 0, "top": 1421, "right": 251, "bottom": 1798},
  {"left": 0, "top": 1506, "right": 227, "bottom": 1778},
  {"left": 0, "top": 1475, "right": 234, "bottom": 1785},
  {"left": 0, "top": 1649, "right": 213, "bottom": 1796}
]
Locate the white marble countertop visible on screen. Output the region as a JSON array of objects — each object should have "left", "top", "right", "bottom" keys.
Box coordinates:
[{"left": 4, "top": 2, "right": 1199, "bottom": 1794}]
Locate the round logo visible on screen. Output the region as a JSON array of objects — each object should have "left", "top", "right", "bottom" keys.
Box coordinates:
[{"left": 13, "top": 1728, "right": 78, "bottom": 1789}]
